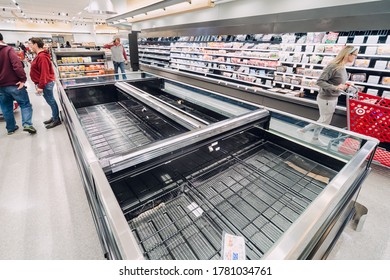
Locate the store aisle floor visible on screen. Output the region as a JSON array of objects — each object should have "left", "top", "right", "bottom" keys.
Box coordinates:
[
  {"left": 0, "top": 70, "right": 104, "bottom": 259},
  {"left": 328, "top": 162, "right": 390, "bottom": 260}
]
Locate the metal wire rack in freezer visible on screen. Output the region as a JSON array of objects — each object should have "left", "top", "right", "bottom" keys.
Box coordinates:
[
  {"left": 77, "top": 100, "right": 188, "bottom": 166},
  {"left": 128, "top": 141, "right": 337, "bottom": 260}
]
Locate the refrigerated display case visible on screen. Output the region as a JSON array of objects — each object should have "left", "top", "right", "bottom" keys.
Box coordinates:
[
  {"left": 53, "top": 49, "right": 107, "bottom": 79},
  {"left": 56, "top": 73, "right": 379, "bottom": 260}
]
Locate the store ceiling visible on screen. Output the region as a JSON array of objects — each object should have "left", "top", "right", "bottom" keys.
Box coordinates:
[
  {"left": 0, "top": 0, "right": 236, "bottom": 25},
  {"left": 0, "top": 0, "right": 108, "bottom": 23}
]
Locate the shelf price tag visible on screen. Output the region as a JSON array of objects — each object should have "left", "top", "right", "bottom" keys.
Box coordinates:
[
  {"left": 310, "top": 89, "right": 315, "bottom": 94},
  {"left": 337, "top": 36, "right": 348, "bottom": 44},
  {"left": 281, "top": 84, "right": 285, "bottom": 88},
  {"left": 222, "top": 232, "right": 246, "bottom": 260},
  {"left": 353, "top": 36, "right": 365, "bottom": 44},
  {"left": 290, "top": 85, "right": 294, "bottom": 90}
]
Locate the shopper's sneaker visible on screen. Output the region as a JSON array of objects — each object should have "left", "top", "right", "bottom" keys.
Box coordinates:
[
  {"left": 7, "top": 125, "right": 19, "bottom": 135},
  {"left": 43, "top": 118, "right": 54, "bottom": 125},
  {"left": 312, "top": 137, "right": 327, "bottom": 147},
  {"left": 45, "top": 120, "right": 62, "bottom": 129},
  {"left": 23, "top": 125, "right": 37, "bottom": 134}
]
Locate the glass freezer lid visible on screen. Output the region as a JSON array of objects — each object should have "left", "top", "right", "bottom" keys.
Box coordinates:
[
  {"left": 127, "top": 78, "right": 259, "bottom": 119},
  {"left": 67, "top": 73, "right": 265, "bottom": 172},
  {"left": 60, "top": 72, "right": 156, "bottom": 89}
]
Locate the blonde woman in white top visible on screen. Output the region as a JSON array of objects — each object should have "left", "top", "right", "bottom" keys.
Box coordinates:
[{"left": 298, "top": 45, "right": 358, "bottom": 146}]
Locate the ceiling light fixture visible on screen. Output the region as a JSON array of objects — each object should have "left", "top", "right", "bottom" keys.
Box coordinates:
[
  {"left": 85, "top": 0, "right": 117, "bottom": 15},
  {"left": 212, "top": 0, "right": 236, "bottom": 4},
  {"left": 107, "top": 0, "right": 191, "bottom": 22}
]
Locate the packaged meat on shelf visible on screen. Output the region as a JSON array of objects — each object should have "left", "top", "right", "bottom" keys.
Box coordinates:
[
  {"left": 139, "top": 29, "right": 390, "bottom": 105},
  {"left": 53, "top": 49, "right": 107, "bottom": 79}
]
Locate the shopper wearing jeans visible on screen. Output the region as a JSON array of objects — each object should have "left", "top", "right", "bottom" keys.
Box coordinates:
[
  {"left": 298, "top": 45, "right": 358, "bottom": 146},
  {"left": 0, "top": 33, "right": 36, "bottom": 135},
  {"left": 29, "top": 37, "right": 61, "bottom": 129},
  {"left": 104, "top": 37, "right": 128, "bottom": 80}
]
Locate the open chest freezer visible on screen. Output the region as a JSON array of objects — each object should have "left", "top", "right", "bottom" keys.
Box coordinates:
[{"left": 57, "top": 73, "right": 379, "bottom": 260}]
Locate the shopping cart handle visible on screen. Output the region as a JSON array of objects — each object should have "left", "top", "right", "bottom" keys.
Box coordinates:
[
  {"left": 343, "top": 84, "right": 359, "bottom": 98},
  {"left": 340, "top": 91, "right": 355, "bottom": 98}
]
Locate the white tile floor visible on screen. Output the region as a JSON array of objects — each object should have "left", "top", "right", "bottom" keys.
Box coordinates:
[
  {"left": 0, "top": 68, "right": 389, "bottom": 260},
  {"left": 0, "top": 68, "right": 103, "bottom": 259},
  {"left": 327, "top": 163, "right": 390, "bottom": 260}
]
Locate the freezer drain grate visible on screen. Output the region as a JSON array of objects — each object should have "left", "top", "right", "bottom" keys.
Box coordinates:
[{"left": 129, "top": 142, "right": 336, "bottom": 260}]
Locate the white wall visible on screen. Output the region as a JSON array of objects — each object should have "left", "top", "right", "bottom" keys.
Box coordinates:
[
  {"left": 94, "top": 35, "right": 117, "bottom": 46},
  {"left": 0, "top": 31, "right": 52, "bottom": 45},
  {"left": 0, "top": 30, "right": 115, "bottom": 46},
  {"left": 1, "top": 20, "right": 118, "bottom": 45}
]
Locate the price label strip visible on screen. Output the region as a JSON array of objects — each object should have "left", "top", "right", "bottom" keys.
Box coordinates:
[{"left": 221, "top": 232, "right": 246, "bottom": 260}]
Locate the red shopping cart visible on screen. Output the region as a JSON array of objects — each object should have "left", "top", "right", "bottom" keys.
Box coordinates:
[
  {"left": 348, "top": 92, "right": 390, "bottom": 143},
  {"left": 340, "top": 90, "right": 390, "bottom": 167}
]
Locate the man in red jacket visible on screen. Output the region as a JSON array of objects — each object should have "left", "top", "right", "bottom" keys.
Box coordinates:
[
  {"left": 29, "top": 37, "right": 61, "bottom": 129},
  {"left": 0, "top": 33, "right": 36, "bottom": 135}
]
